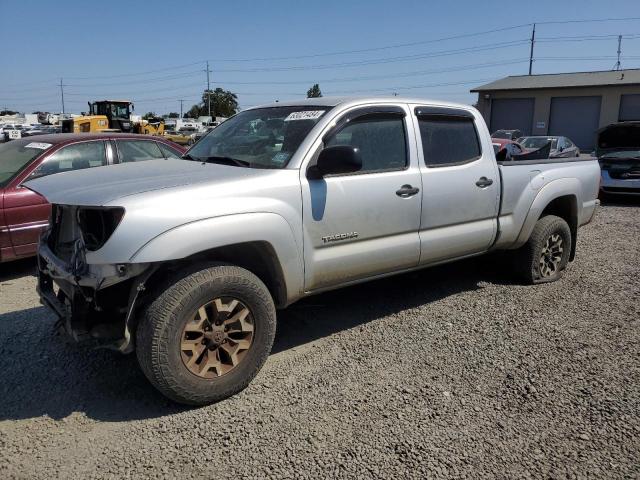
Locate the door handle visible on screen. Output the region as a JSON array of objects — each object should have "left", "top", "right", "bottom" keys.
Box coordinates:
[
  {"left": 396, "top": 184, "right": 420, "bottom": 197},
  {"left": 475, "top": 177, "right": 493, "bottom": 188}
]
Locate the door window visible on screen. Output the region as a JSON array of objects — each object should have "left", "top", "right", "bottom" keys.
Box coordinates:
[
  {"left": 32, "top": 141, "right": 106, "bottom": 178},
  {"left": 418, "top": 117, "right": 481, "bottom": 167},
  {"left": 116, "top": 140, "right": 164, "bottom": 162},
  {"left": 325, "top": 115, "right": 407, "bottom": 173},
  {"left": 157, "top": 142, "right": 182, "bottom": 159}
]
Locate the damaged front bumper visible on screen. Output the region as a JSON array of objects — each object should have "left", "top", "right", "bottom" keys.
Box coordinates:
[{"left": 37, "top": 238, "right": 153, "bottom": 353}]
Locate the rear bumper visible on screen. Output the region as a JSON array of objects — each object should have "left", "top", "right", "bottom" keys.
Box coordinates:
[{"left": 600, "top": 170, "right": 640, "bottom": 195}]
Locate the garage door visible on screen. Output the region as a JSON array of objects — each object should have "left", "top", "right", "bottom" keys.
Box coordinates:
[
  {"left": 619, "top": 94, "right": 640, "bottom": 121},
  {"left": 489, "top": 98, "right": 534, "bottom": 135},
  {"left": 549, "top": 96, "right": 601, "bottom": 150}
]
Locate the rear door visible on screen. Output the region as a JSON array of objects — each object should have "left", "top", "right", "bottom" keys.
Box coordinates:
[
  {"left": 413, "top": 106, "right": 500, "bottom": 264},
  {"left": 114, "top": 139, "right": 165, "bottom": 163},
  {"left": 300, "top": 104, "right": 422, "bottom": 291},
  {"left": 4, "top": 140, "right": 108, "bottom": 255}
]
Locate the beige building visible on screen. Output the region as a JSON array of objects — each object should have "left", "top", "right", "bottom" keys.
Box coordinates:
[{"left": 471, "top": 69, "right": 640, "bottom": 150}]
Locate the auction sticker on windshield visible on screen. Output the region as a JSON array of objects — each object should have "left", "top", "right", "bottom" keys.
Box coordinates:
[
  {"left": 8, "top": 130, "right": 21, "bottom": 139},
  {"left": 25, "top": 142, "right": 52, "bottom": 150},
  {"left": 284, "top": 111, "right": 325, "bottom": 121}
]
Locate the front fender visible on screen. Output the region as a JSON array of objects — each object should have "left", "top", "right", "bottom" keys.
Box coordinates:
[
  {"left": 514, "top": 178, "right": 580, "bottom": 247},
  {"left": 130, "top": 212, "right": 304, "bottom": 302}
]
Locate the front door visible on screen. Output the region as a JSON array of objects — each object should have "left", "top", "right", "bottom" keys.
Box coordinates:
[
  {"left": 301, "top": 105, "right": 422, "bottom": 291},
  {"left": 413, "top": 106, "right": 500, "bottom": 264}
]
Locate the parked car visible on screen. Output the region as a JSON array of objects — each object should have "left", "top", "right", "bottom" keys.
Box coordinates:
[
  {"left": 519, "top": 136, "right": 580, "bottom": 158},
  {"left": 491, "top": 129, "right": 523, "bottom": 140},
  {"left": 2, "top": 124, "right": 28, "bottom": 142},
  {"left": 191, "top": 126, "right": 216, "bottom": 144},
  {"left": 27, "top": 97, "right": 600, "bottom": 405},
  {"left": 20, "top": 124, "right": 60, "bottom": 137},
  {"left": 0, "top": 133, "right": 186, "bottom": 263},
  {"left": 164, "top": 127, "right": 198, "bottom": 145},
  {"left": 491, "top": 138, "right": 525, "bottom": 157},
  {"left": 597, "top": 121, "right": 640, "bottom": 196}
]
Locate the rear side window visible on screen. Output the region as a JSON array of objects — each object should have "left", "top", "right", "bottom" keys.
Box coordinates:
[
  {"left": 418, "top": 117, "right": 481, "bottom": 167},
  {"left": 157, "top": 142, "right": 182, "bottom": 159},
  {"left": 325, "top": 116, "right": 407, "bottom": 173},
  {"left": 33, "top": 141, "right": 106, "bottom": 178},
  {"left": 117, "top": 140, "right": 164, "bottom": 163}
]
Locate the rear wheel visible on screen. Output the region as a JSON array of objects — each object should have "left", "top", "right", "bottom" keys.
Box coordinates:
[
  {"left": 515, "top": 215, "right": 572, "bottom": 284},
  {"left": 136, "top": 264, "right": 276, "bottom": 405}
]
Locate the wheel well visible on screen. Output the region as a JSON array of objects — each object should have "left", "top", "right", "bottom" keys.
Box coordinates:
[
  {"left": 540, "top": 195, "right": 578, "bottom": 261},
  {"left": 145, "top": 242, "right": 288, "bottom": 308}
]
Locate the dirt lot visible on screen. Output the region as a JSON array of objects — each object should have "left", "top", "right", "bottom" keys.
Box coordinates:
[{"left": 1, "top": 200, "right": 639, "bottom": 479}]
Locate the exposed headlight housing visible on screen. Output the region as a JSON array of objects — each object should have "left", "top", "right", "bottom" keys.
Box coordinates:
[{"left": 76, "top": 207, "right": 125, "bottom": 251}]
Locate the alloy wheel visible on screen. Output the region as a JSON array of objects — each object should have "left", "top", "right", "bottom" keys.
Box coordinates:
[
  {"left": 539, "top": 233, "right": 564, "bottom": 277},
  {"left": 180, "top": 297, "right": 254, "bottom": 378}
]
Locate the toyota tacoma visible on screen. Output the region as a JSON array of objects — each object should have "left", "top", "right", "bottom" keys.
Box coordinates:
[{"left": 26, "top": 97, "right": 600, "bottom": 405}]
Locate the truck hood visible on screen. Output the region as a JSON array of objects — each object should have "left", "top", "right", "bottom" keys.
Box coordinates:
[
  {"left": 596, "top": 122, "right": 640, "bottom": 157},
  {"left": 24, "top": 158, "right": 275, "bottom": 206}
]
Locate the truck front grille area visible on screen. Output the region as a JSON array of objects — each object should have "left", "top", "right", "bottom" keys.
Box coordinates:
[
  {"left": 47, "top": 204, "right": 77, "bottom": 263},
  {"left": 608, "top": 169, "right": 640, "bottom": 180},
  {"left": 47, "top": 205, "right": 125, "bottom": 260}
]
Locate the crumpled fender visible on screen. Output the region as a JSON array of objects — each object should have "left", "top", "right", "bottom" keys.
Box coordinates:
[{"left": 130, "top": 212, "right": 304, "bottom": 302}]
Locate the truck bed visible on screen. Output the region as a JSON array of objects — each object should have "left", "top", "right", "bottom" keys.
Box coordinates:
[{"left": 493, "top": 157, "right": 600, "bottom": 250}]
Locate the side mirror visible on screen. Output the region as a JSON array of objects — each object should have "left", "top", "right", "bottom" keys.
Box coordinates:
[{"left": 308, "top": 145, "right": 362, "bottom": 179}]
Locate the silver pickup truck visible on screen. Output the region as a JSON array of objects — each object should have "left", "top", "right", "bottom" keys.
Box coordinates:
[{"left": 27, "top": 97, "right": 600, "bottom": 405}]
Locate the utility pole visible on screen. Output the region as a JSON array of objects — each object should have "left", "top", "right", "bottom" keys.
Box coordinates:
[
  {"left": 204, "top": 61, "right": 213, "bottom": 117},
  {"left": 178, "top": 99, "right": 185, "bottom": 118},
  {"left": 614, "top": 35, "right": 622, "bottom": 70},
  {"left": 528, "top": 23, "right": 536, "bottom": 75},
  {"left": 59, "top": 78, "right": 66, "bottom": 114}
]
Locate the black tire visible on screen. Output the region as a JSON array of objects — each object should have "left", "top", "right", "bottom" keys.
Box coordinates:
[
  {"left": 515, "top": 215, "right": 572, "bottom": 285},
  {"left": 136, "top": 264, "right": 276, "bottom": 405}
]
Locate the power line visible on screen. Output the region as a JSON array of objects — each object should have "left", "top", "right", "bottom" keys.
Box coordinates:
[
  {"left": 210, "top": 24, "right": 532, "bottom": 62},
  {"left": 536, "top": 16, "right": 640, "bottom": 25},
  {"left": 211, "top": 40, "right": 530, "bottom": 73}
]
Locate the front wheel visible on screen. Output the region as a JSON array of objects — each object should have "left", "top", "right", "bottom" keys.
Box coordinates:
[
  {"left": 515, "top": 215, "right": 572, "bottom": 284},
  {"left": 136, "top": 264, "right": 276, "bottom": 405}
]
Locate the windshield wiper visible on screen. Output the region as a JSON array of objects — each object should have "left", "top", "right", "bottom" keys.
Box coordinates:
[
  {"left": 204, "top": 156, "right": 251, "bottom": 167},
  {"left": 182, "top": 153, "right": 202, "bottom": 162},
  {"left": 601, "top": 154, "right": 640, "bottom": 160}
]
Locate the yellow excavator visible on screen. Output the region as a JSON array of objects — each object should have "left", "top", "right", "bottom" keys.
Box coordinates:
[{"left": 60, "top": 100, "right": 165, "bottom": 135}]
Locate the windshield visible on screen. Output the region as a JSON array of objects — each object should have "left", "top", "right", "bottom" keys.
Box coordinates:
[
  {"left": 492, "top": 131, "right": 510, "bottom": 139},
  {"left": 0, "top": 139, "right": 52, "bottom": 187},
  {"left": 521, "top": 137, "right": 557, "bottom": 149},
  {"left": 187, "top": 106, "right": 331, "bottom": 168},
  {"left": 600, "top": 150, "right": 640, "bottom": 159}
]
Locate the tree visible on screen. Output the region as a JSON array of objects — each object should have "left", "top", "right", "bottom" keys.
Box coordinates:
[
  {"left": 0, "top": 110, "right": 18, "bottom": 116},
  {"left": 185, "top": 88, "right": 239, "bottom": 119},
  {"left": 166, "top": 112, "right": 179, "bottom": 118},
  {"left": 306, "top": 84, "right": 322, "bottom": 98},
  {"left": 142, "top": 112, "right": 158, "bottom": 120}
]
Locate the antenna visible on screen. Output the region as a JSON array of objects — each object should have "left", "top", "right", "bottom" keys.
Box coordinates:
[
  {"left": 59, "top": 78, "right": 67, "bottom": 114},
  {"left": 528, "top": 23, "right": 536, "bottom": 75},
  {"left": 204, "top": 61, "right": 213, "bottom": 117},
  {"left": 614, "top": 35, "right": 622, "bottom": 70}
]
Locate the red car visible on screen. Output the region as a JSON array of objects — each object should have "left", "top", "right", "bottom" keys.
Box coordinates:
[
  {"left": 0, "top": 133, "right": 186, "bottom": 263},
  {"left": 491, "top": 138, "right": 525, "bottom": 157}
]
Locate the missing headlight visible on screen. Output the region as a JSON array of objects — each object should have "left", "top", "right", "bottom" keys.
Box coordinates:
[{"left": 77, "top": 207, "right": 125, "bottom": 251}]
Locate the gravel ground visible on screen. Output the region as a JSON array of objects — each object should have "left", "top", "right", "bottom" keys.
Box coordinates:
[{"left": 1, "top": 200, "right": 639, "bottom": 479}]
